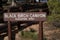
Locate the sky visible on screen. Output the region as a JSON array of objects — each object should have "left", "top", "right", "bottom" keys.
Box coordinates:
[
  {"left": 36, "top": 0, "right": 39, "bottom": 2},
  {"left": 36, "top": 0, "right": 47, "bottom": 2}
]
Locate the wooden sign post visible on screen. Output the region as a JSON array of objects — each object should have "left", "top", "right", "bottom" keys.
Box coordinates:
[
  {"left": 7, "top": 10, "right": 12, "bottom": 40},
  {"left": 4, "top": 12, "right": 46, "bottom": 40},
  {"left": 8, "top": 20, "right": 12, "bottom": 40},
  {"left": 39, "top": 21, "right": 43, "bottom": 40}
]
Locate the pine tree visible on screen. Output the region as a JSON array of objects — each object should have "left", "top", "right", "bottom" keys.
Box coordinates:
[
  {"left": 0, "top": 0, "right": 7, "bottom": 22},
  {"left": 47, "top": 0, "right": 60, "bottom": 14}
]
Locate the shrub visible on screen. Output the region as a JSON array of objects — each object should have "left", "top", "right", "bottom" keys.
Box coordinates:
[{"left": 47, "top": 14, "right": 60, "bottom": 28}]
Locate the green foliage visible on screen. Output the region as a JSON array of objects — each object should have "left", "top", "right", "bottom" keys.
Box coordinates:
[
  {"left": 47, "top": 0, "right": 60, "bottom": 14},
  {"left": 47, "top": 0, "right": 60, "bottom": 28},
  {"left": 47, "top": 14, "right": 60, "bottom": 22},
  {"left": 43, "top": 37, "right": 47, "bottom": 40},
  {"left": 20, "top": 31, "right": 47, "bottom": 40},
  {"left": 47, "top": 14, "right": 60, "bottom": 27},
  {"left": 21, "top": 31, "right": 38, "bottom": 40},
  {"left": 30, "top": 28, "right": 36, "bottom": 32}
]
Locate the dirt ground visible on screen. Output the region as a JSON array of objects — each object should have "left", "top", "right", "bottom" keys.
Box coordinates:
[
  {"left": 4, "top": 22, "right": 60, "bottom": 40},
  {"left": 4, "top": 24, "right": 39, "bottom": 40}
]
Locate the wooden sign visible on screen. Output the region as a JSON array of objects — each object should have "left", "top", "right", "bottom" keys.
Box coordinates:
[
  {"left": 4, "top": 12, "right": 46, "bottom": 21},
  {"left": 3, "top": 12, "right": 46, "bottom": 40}
]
